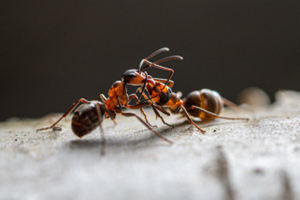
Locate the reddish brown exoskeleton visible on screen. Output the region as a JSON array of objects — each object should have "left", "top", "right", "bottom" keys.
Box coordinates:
[{"left": 136, "top": 59, "right": 249, "bottom": 133}]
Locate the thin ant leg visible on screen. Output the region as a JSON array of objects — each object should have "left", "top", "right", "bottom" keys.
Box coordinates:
[
  {"left": 128, "top": 93, "right": 157, "bottom": 128},
  {"left": 138, "top": 47, "right": 170, "bottom": 71},
  {"left": 36, "top": 98, "right": 90, "bottom": 132},
  {"left": 179, "top": 105, "right": 206, "bottom": 134},
  {"left": 191, "top": 105, "right": 249, "bottom": 121},
  {"left": 151, "top": 104, "right": 170, "bottom": 116},
  {"left": 136, "top": 86, "right": 156, "bottom": 105},
  {"left": 124, "top": 101, "right": 152, "bottom": 109},
  {"left": 150, "top": 105, "right": 174, "bottom": 128},
  {"left": 136, "top": 87, "right": 172, "bottom": 127},
  {"left": 119, "top": 110, "right": 173, "bottom": 144},
  {"left": 99, "top": 125, "right": 105, "bottom": 155},
  {"left": 136, "top": 87, "right": 170, "bottom": 115},
  {"left": 95, "top": 103, "right": 106, "bottom": 155},
  {"left": 98, "top": 101, "right": 117, "bottom": 125}
]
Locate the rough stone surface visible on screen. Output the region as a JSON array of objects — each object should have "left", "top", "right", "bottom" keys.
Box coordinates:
[{"left": 1, "top": 90, "right": 300, "bottom": 200}]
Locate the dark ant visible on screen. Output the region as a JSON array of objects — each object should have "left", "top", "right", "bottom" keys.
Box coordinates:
[
  {"left": 136, "top": 59, "right": 249, "bottom": 133},
  {"left": 36, "top": 48, "right": 182, "bottom": 154}
]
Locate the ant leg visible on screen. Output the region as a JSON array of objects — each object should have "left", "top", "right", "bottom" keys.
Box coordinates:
[
  {"left": 99, "top": 125, "right": 105, "bottom": 155},
  {"left": 191, "top": 105, "right": 249, "bottom": 121},
  {"left": 119, "top": 111, "right": 173, "bottom": 144},
  {"left": 179, "top": 105, "right": 206, "bottom": 134},
  {"left": 131, "top": 91, "right": 172, "bottom": 128},
  {"left": 150, "top": 105, "right": 174, "bottom": 128},
  {"left": 124, "top": 100, "right": 152, "bottom": 110},
  {"left": 98, "top": 102, "right": 117, "bottom": 125},
  {"left": 128, "top": 94, "right": 157, "bottom": 128},
  {"left": 137, "top": 88, "right": 170, "bottom": 117},
  {"left": 95, "top": 103, "right": 106, "bottom": 155},
  {"left": 36, "top": 98, "right": 90, "bottom": 132}
]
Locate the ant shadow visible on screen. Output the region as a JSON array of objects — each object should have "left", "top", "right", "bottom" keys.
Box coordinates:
[
  {"left": 67, "top": 125, "right": 173, "bottom": 152},
  {"left": 172, "top": 118, "right": 246, "bottom": 130},
  {"left": 66, "top": 118, "right": 247, "bottom": 153}
]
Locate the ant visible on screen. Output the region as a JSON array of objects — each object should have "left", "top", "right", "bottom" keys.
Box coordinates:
[
  {"left": 121, "top": 47, "right": 183, "bottom": 127},
  {"left": 135, "top": 59, "right": 249, "bottom": 133},
  {"left": 36, "top": 48, "right": 182, "bottom": 154}
]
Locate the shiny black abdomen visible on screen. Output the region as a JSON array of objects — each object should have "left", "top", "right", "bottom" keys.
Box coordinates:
[{"left": 71, "top": 104, "right": 104, "bottom": 138}]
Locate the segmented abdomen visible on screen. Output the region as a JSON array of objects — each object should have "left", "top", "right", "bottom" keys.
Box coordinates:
[{"left": 71, "top": 104, "right": 103, "bottom": 138}]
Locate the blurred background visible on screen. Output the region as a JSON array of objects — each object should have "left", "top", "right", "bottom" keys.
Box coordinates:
[{"left": 1, "top": 1, "right": 300, "bottom": 121}]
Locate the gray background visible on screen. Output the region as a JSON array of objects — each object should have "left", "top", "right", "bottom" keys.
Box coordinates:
[{"left": 1, "top": 1, "right": 300, "bottom": 121}]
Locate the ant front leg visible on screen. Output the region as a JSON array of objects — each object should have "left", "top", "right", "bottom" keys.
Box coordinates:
[
  {"left": 36, "top": 98, "right": 91, "bottom": 132},
  {"left": 128, "top": 94, "right": 157, "bottom": 128}
]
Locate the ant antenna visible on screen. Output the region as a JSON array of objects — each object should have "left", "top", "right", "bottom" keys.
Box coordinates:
[
  {"left": 138, "top": 47, "right": 169, "bottom": 72},
  {"left": 140, "top": 55, "right": 183, "bottom": 71}
]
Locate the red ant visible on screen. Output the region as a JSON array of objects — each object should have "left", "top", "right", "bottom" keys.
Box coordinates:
[
  {"left": 36, "top": 48, "right": 182, "bottom": 154},
  {"left": 120, "top": 47, "right": 183, "bottom": 127},
  {"left": 135, "top": 59, "right": 249, "bottom": 133}
]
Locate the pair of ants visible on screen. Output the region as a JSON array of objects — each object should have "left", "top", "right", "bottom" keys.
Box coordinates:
[{"left": 37, "top": 47, "right": 249, "bottom": 153}]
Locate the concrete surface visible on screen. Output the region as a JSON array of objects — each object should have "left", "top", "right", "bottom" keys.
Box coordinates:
[{"left": 1, "top": 90, "right": 300, "bottom": 200}]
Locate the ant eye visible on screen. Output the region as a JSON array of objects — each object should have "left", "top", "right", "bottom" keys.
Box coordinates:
[{"left": 129, "top": 73, "right": 136, "bottom": 78}]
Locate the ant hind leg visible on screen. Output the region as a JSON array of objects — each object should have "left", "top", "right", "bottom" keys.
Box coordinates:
[
  {"left": 36, "top": 98, "right": 90, "bottom": 132},
  {"left": 191, "top": 105, "right": 249, "bottom": 121},
  {"left": 179, "top": 105, "right": 206, "bottom": 134}
]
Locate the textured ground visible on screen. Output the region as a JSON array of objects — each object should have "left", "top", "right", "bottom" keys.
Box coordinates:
[{"left": 1, "top": 90, "right": 300, "bottom": 200}]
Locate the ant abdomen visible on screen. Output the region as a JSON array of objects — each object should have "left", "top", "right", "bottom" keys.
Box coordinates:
[
  {"left": 184, "top": 89, "right": 223, "bottom": 120},
  {"left": 71, "top": 104, "right": 104, "bottom": 138}
]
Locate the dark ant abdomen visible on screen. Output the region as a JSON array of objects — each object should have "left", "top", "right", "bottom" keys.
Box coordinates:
[
  {"left": 71, "top": 104, "right": 104, "bottom": 138},
  {"left": 185, "top": 89, "right": 223, "bottom": 120}
]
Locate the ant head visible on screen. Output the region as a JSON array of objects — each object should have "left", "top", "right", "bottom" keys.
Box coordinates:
[{"left": 122, "top": 69, "right": 146, "bottom": 86}]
